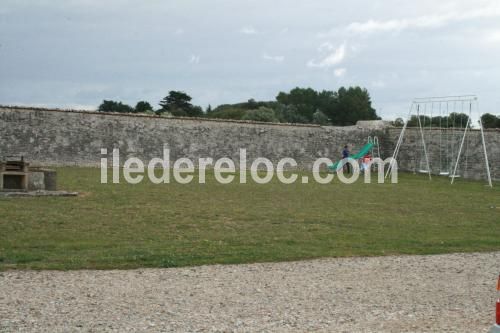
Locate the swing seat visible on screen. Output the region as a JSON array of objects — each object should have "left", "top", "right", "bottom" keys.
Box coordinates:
[
  {"left": 449, "top": 174, "right": 461, "bottom": 178},
  {"left": 439, "top": 171, "right": 450, "bottom": 176},
  {"left": 418, "top": 169, "right": 430, "bottom": 173}
]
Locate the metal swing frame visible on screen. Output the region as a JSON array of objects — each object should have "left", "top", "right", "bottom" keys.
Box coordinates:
[{"left": 386, "top": 95, "right": 493, "bottom": 187}]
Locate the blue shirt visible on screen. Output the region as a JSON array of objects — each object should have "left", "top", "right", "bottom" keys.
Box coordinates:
[{"left": 342, "top": 148, "right": 349, "bottom": 158}]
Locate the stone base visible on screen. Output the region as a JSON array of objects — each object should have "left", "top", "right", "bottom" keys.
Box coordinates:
[{"left": 28, "top": 168, "right": 57, "bottom": 191}]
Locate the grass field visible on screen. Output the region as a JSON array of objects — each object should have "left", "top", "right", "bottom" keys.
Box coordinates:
[{"left": 0, "top": 168, "right": 499, "bottom": 270}]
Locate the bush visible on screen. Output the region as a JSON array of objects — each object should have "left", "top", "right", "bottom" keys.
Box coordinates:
[
  {"left": 313, "top": 110, "right": 329, "bottom": 125},
  {"left": 206, "top": 107, "right": 246, "bottom": 120},
  {"left": 135, "top": 101, "right": 153, "bottom": 113},
  {"left": 98, "top": 100, "right": 134, "bottom": 113},
  {"left": 242, "top": 107, "right": 278, "bottom": 122}
]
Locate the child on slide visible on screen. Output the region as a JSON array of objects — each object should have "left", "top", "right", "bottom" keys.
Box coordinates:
[{"left": 361, "top": 153, "right": 371, "bottom": 172}]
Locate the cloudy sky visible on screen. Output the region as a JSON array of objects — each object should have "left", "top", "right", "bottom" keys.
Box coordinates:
[{"left": 1, "top": 0, "right": 499, "bottom": 120}]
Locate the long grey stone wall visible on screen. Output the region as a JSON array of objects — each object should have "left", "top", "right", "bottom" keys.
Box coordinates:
[
  {"left": 0, "top": 107, "right": 383, "bottom": 171},
  {"left": 0, "top": 106, "right": 498, "bottom": 181}
]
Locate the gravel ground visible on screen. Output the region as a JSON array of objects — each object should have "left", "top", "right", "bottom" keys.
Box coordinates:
[{"left": 1, "top": 252, "right": 499, "bottom": 333}]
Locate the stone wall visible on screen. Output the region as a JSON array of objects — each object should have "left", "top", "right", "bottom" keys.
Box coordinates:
[
  {"left": 0, "top": 106, "right": 498, "bottom": 181},
  {"left": 0, "top": 107, "right": 384, "bottom": 171}
]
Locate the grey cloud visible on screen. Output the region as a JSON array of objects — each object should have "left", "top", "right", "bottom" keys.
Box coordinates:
[{"left": 0, "top": 0, "right": 499, "bottom": 119}]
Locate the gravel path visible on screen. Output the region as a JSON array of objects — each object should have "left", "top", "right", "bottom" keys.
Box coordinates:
[{"left": 1, "top": 252, "right": 499, "bottom": 332}]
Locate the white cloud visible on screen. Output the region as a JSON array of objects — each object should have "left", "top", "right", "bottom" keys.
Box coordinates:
[
  {"left": 240, "top": 26, "right": 257, "bottom": 35},
  {"left": 334, "top": 68, "right": 346, "bottom": 77},
  {"left": 189, "top": 55, "right": 200, "bottom": 64},
  {"left": 371, "top": 80, "right": 386, "bottom": 88},
  {"left": 483, "top": 30, "right": 500, "bottom": 44},
  {"left": 318, "top": 42, "right": 335, "bottom": 52},
  {"left": 262, "top": 53, "right": 284, "bottom": 62},
  {"left": 345, "top": 5, "right": 500, "bottom": 35},
  {"left": 307, "top": 43, "right": 346, "bottom": 68},
  {"left": 173, "top": 28, "right": 184, "bottom": 35},
  {"left": 346, "top": 16, "right": 443, "bottom": 34}
]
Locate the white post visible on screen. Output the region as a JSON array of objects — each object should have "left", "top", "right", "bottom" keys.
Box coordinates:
[
  {"left": 386, "top": 103, "right": 413, "bottom": 178},
  {"left": 417, "top": 109, "right": 432, "bottom": 180},
  {"left": 451, "top": 117, "right": 470, "bottom": 184},
  {"left": 478, "top": 118, "right": 493, "bottom": 187}
]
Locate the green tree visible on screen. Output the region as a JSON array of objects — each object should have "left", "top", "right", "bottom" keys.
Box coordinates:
[
  {"left": 98, "top": 100, "right": 134, "bottom": 113},
  {"left": 407, "top": 115, "right": 432, "bottom": 127},
  {"left": 274, "top": 104, "right": 309, "bottom": 124},
  {"left": 448, "top": 113, "right": 470, "bottom": 128},
  {"left": 135, "top": 101, "right": 153, "bottom": 114},
  {"left": 276, "top": 87, "right": 319, "bottom": 122},
  {"left": 481, "top": 113, "right": 499, "bottom": 129},
  {"left": 247, "top": 98, "right": 258, "bottom": 109},
  {"left": 189, "top": 106, "right": 204, "bottom": 117},
  {"left": 392, "top": 118, "right": 404, "bottom": 127},
  {"left": 407, "top": 113, "right": 470, "bottom": 128},
  {"left": 158, "top": 91, "right": 202, "bottom": 117},
  {"left": 329, "top": 87, "right": 379, "bottom": 125},
  {"left": 159, "top": 91, "right": 192, "bottom": 110},
  {"left": 275, "top": 86, "right": 379, "bottom": 125}
]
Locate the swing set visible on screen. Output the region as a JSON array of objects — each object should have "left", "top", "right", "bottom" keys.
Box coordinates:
[{"left": 386, "top": 95, "right": 492, "bottom": 187}]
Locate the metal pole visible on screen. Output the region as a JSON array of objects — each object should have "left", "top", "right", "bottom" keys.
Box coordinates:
[
  {"left": 451, "top": 117, "right": 470, "bottom": 184},
  {"left": 417, "top": 106, "right": 432, "bottom": 180},
  {"left": 374, "top": 136, "right": 380, "bottom": 159},
  {"left": 478, "top": 102, "right": 493, "bottom": 187},
  {"left": 385, "top": 103, "right": 413, "bottom": 178},
  {"left": 385, "top": 121, "right": 406, "bottom": 178}
]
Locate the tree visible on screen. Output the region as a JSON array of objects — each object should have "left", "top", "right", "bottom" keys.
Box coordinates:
[
  {"left": 448, "top": 112, "right": 470, "bottom": 128},
  {"left": 276, "top": 87, "right": 319, "bottom": 122},
  {"left": 98, "top": 100, "right": 134, "bottom": 113},
  {"left": 159, "top": 91, "right": 192, "bottom": 113},
  {"left": 275, "top": 86, "right": 379, "bottom": 125},
  {"left": 247, "top": 98, "right": 258, "bottom": 109},
  {"left": 206, "top": 104, "right": 212, "bottom": 114},
  {"left": 329, "top": 87, "right": 379, "bottom": 125},
  {"left": 188, "top": 106, "right": 204, "bottom": 117},
  {"left": 407, "top": 115, "right": 432, "bottom": 127},
  {"left": 242, "top": 107, "right": 278, "bottom": 122},
  {"left": 481, "top": 113, "right": 499, "bottom": 129},
  {"left": 392, "top": 118, "right": 404, "bottom": 127},
  {"left": 274, "top": 104, "right": 309, "bottom": 124},
  {"left": 407, "top": 113, "right": 470, "bottom": 128},
  {"left": 158, "top": 91, "right": 203, "bottom": 117},
  {"left": 135, "top": 101, "right": 153, "bottom": 114}
]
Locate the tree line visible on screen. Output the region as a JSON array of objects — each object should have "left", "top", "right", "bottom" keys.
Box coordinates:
[
  {"left": 405, "top": 113, "right": 471, "bottom": 128},
  {"left": 392, "top": 113, "right": 500, "bottom": 129},
  {"left": 97, "top": 86, "right": 380, "bottom": 126},
  {"left": 98, "top": 89, "right": 500, "bottom": 128}
]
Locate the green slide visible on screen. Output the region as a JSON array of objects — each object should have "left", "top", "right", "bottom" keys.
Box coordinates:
[{"left": 328, "top": 142, "right": 374, "bottom": 171}]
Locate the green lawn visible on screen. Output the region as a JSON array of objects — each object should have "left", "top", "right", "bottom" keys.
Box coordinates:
[{"left": 0, "top": 168, "right": 499, "bottom": 270}]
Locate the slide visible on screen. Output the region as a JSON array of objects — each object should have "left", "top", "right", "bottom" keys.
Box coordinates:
[{"left": 327, "top": 142, "right": 374, "bottom": 171}]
